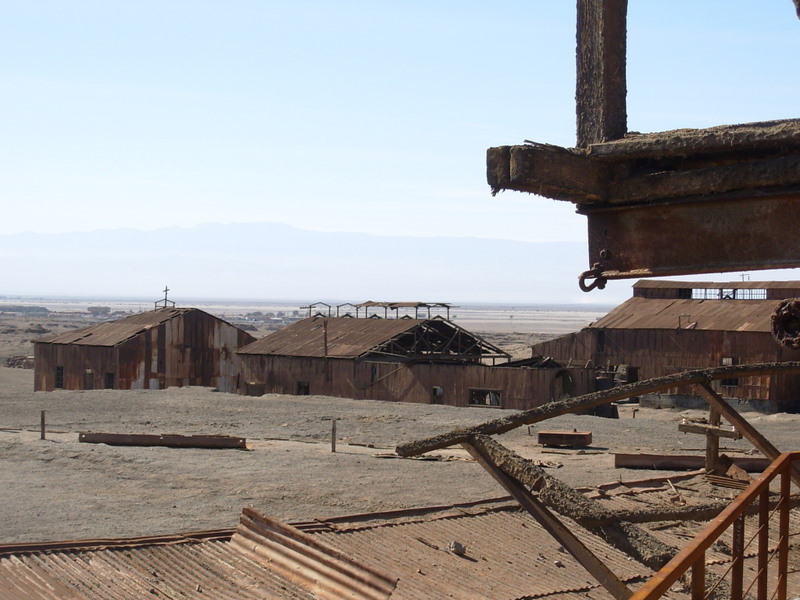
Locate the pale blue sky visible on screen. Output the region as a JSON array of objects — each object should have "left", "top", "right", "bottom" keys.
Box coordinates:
[{"left": 1, "top": 1, "right": 799, "bottom": 244}]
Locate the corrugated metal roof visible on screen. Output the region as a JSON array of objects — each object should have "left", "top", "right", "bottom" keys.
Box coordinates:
[
  {"left": 589, "top": 297, "right": 778, "bottom": 332},
  {"left": 238, "top": 317, "right": 423, "bottom": 358},
  {"left": 36, "top": 308, "right": 211, "bottom": 347},
  {"left": 632, "top": 280, "right": 800, "bottom": 290},
  {"left": 311, "top": 502, "right": 650, "bottom": 600},
  {"left": 0, "top": 500, "right": 652, "bottom": 600},
  {"left": 238, "top": 316, "right": 505, "bottom": 359}
]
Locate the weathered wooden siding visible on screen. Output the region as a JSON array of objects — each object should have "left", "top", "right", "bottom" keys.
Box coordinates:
[
  {"left": 237, "top": 354, "right": 593, "bottom": 410},
  {"left": 35, "top": 310, "right": 255, "bottom": 392},
  {"left": 34, "top": 344, "right": 116, "bottom": 391}
]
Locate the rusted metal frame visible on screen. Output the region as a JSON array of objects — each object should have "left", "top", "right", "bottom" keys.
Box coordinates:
[
  {"left": 628, "top": 453, "right": 798, "bottom": 600},
  {"left": 462, "top": 434, "right": 633, "bottom": 600},
  {"left": 396, "top": 362, "right": 800, "bottom": 457},
  {"left": 758, "top": 488, "right": 770, "bottom": 600},
  {"left": 691, "top": 559, "right": 706, "bottom": 600},
  {"left": 777, "top": 470, "right": 791, "bottom": 600},
  {"left": 731, "top": 516, "right": 745, "bottom": 600},
  {"left": 582, "top": 192, "right": 800, "bottom": 283},
  {"left": 695, "top": 383, "right": 800, "bottom": 487},
  {"left": 576, "top": 0, "right": 628, "bottom": 148}
]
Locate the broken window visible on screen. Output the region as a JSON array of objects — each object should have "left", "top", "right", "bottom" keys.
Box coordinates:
[
  {"left": 721, "top": 357, "right": 739, "bottom": 387},
  {"left": 84, "top": 369, "right": 94, "bottom": 390},
  {"left": 468, "top": 388, "right": 502, "bottom": 407},
  {"left": 55, "top": 366, "right": 64, "bottom": 389},
  {"left": 432, "top": 386, "right": 444, "bottom": 404}
]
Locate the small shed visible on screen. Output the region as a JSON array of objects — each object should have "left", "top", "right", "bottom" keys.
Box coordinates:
[
  {"left": 530, "top": 280, "right": 800, "bottom": 411},
  {"left": 34, "top": 308, "right": 256, "bottom": 393},
  {"left": 237, "top": 316, "right": 592, "bottom": 409}
]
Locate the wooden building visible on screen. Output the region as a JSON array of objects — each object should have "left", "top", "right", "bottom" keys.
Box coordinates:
[
  {"left": 237, "top": 316, "right": 592, "bottom": 410},
  {"left": 530, "top": 280, "right": 800, "bottom": 412},
  {"left": 34, "top": 308, "right": 256, "bottom": 393}
]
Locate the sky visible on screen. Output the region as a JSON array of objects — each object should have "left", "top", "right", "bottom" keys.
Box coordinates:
[
  {"left": 2, "top": 1, "right": 799, "bottom": 243},
  {"left": 2, "top": 2, "right": 800, "bottom": 304}
]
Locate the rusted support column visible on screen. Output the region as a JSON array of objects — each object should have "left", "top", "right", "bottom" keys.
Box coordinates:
[
  {"left": 691, "top": 558, "right": 705, "bottom": 600},
  {"left": 758, "top": 488, "right": 769, "bottom": 600},
  {"left": 462, "top": 435, "right": 633, "bottom": 600},
  {"left": 777, "top": 469, "right": 791, "bottom": 600},
  {"left": 576, "top": 0, "right": 628, "bottom": 147},
  {"left": 731, "top": 515, "right": 744, "bottom": 600}
]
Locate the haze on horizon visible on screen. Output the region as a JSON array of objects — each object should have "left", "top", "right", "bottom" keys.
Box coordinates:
[{"left": 2, "top": 2, "right": 799, "bottom": 302}]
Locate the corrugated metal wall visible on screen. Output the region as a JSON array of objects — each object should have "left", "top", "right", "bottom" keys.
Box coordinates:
[
  {"left": 237, "top": 354, "right": 592, "bottom": 410},
  {"left": 531, "top": 328, "right": 800, "bottom": 411},
  {"left": 34, "top": 311, "right": 254, "bottom": 393}
]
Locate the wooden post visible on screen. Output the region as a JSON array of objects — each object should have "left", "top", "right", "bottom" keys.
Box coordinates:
[
  {"left": 576, "top": 0, "right": 628, "bottom": 147},
  {"left": 331, "top": 418, "right": 337, "bottom": 453},
  {"left": 705, "top": 406, "right": 720, "bottom": 472},
  {"left": 40, "top": 410, "right": 45, "bottom": 440}
]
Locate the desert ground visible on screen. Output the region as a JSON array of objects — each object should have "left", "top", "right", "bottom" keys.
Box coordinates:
[{"left": 1, "top": 301, "right": 798, "bottom": 546}]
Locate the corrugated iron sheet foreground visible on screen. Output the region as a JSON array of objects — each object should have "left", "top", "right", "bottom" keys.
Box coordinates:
[{"left": 0, "top": 498, "right": 654, "bottom": 600}]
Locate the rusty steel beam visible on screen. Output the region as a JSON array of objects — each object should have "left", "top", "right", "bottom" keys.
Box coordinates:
[
  {"left": 78, "top": 432, "right": 247, "bottom": 449},
  {"left": 581, "top": 192, "right": 800, "bottom": 287}
]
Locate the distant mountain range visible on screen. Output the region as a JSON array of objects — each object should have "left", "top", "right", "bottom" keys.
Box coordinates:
[{"left": 0, "top": 222, "right": 633, "bottom": 305}]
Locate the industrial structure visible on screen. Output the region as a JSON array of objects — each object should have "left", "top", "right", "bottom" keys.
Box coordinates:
[
  {"left": 33, "top": 307, "right": 256, "bottom": 393},
  {"left": 237, "top": 314, "right": 592, "bottom": 409},
  {"left": 529, "top": 280, "right": 800, "bottom": 411}
]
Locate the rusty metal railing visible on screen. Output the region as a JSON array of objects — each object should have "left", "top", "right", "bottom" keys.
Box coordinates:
[{"left": 631, "top": 452, "right": 800, "bottom": 600}]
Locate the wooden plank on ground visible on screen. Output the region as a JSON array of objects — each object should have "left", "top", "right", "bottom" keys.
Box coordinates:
[{"left": 78, "top": 432, "right": 247, "bottom": 449}]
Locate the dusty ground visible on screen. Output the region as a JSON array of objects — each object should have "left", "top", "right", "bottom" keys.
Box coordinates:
[
  {"left": 2, "top": 303, "right": 798, "bottom": 546},
  {"left": 3, "top": 364, "right": 799, "bottom": 545}
]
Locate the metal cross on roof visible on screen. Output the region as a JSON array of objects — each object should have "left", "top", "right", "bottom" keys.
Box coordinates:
[{"left": 155, "top": 286, "right": 176, "bottom": 310}]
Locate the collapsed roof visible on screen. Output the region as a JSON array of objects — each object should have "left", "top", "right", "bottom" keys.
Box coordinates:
[{"left": 237, "top": 316, "right": 509, "bottom": 363}]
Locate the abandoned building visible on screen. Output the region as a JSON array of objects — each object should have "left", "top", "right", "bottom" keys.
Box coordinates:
[
  {"left": 529, "top": 280, "right": 800, "bottom": 412},
  {"left": 237, "top": 314, "right": 593, "bottom": 409},
  {"left": 33, "top": 307, "right": 256, "bottom": 393}
]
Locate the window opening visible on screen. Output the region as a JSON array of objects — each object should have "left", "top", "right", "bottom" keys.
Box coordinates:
[
  {"left": 468, "top": 388, "right": 502, "bottom": 407},
  {"left": 55, "top": 366, "right": 64, "bottom": 389}
]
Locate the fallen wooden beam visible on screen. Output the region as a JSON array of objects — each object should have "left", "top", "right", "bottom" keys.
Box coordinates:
[
  {"left": 78, "top": 432, "right": 247, "bottom": 449},
  {"left": 614, "top": 453, "right": 770, "bottom": 472}
]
